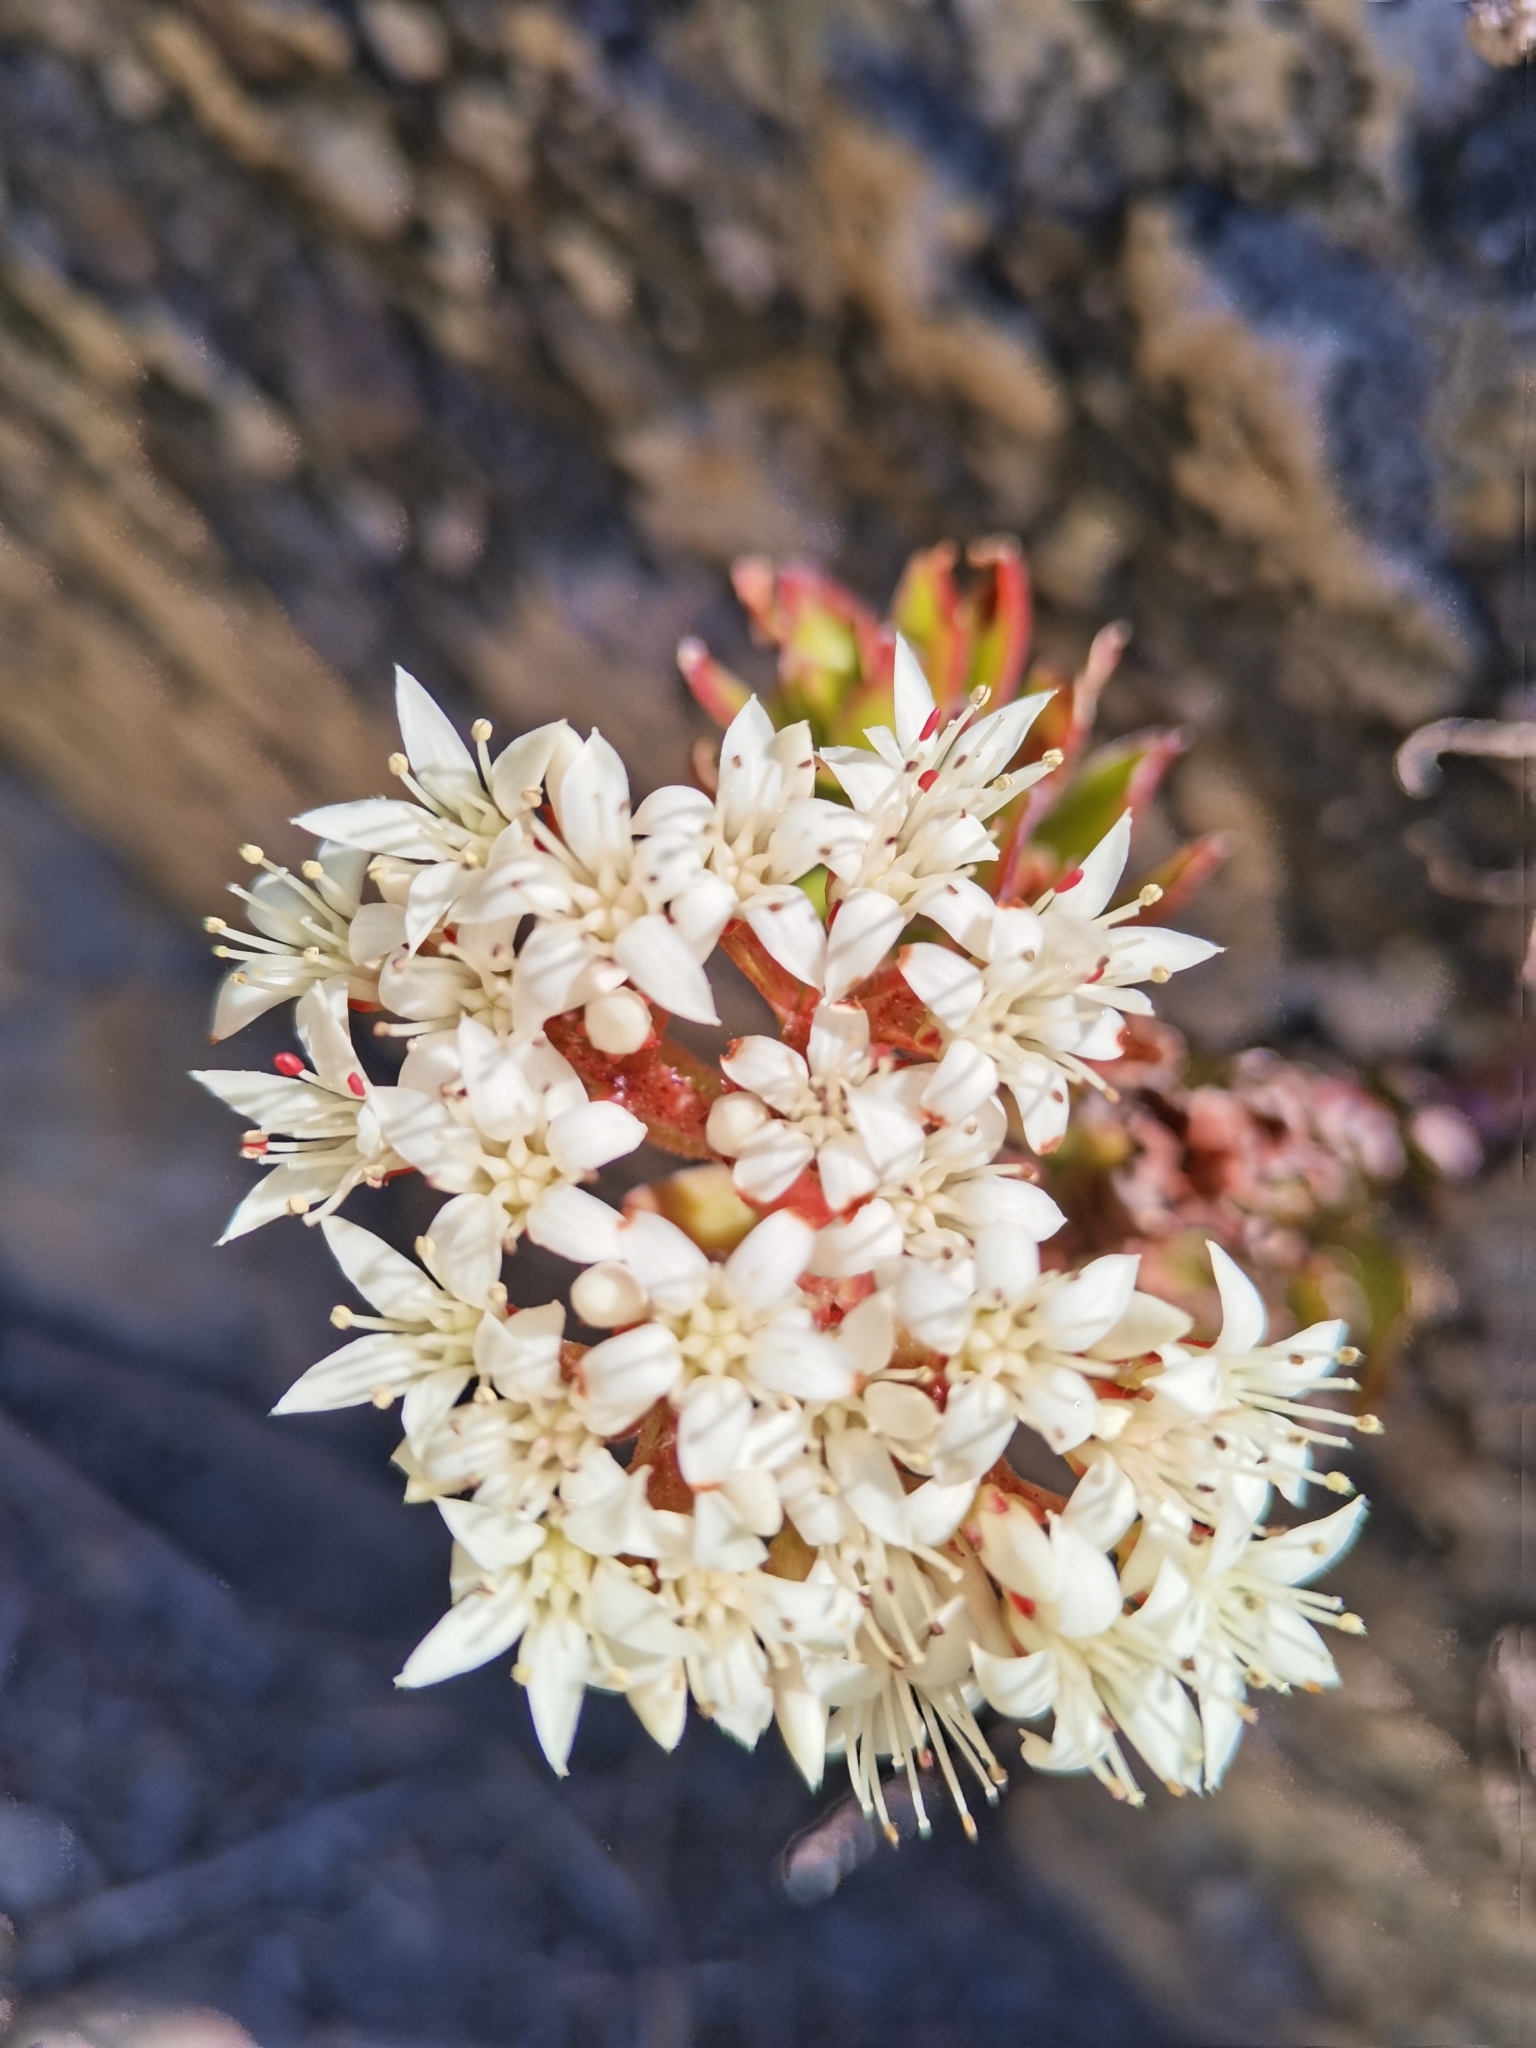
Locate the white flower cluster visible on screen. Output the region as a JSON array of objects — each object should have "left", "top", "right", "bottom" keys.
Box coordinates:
[{"left": 195, "top": 651, "right": 1373, "bottom": 1834}]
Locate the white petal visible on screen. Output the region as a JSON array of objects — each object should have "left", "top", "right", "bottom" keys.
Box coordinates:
[
  {"left": 396, "top": 1580, "right": 532, "bottom": 1688},
  {"left": 806, "top": 1000, "right": 870, "bottom": 1077},
  {"left": 904, "top": 1477, "right": 977, "bottom": 1547},
  {"left": 1055, "top": 810, "right": 1130, "bottom": 920},
  {"left": 822, "top": 746, "right": 900, "bottom": 813},
  {"left": 824, "top": 891, "right": 907, "bottom": 1000},
  {"left": 628, "top": 1662, "right": 689, "bottom": 1752},
  {"left": 401, "top": 1365, "right": 473, "bottom": 1438},
  {"left": 919, "top": 877, "right": 997, "bottom": 956},
  {"left": 632, "top": 782, "right": 715, "bottom": 835},
  {"left": 816, "top": 1135, "right": 879, "bottom": 1213},
  {"left": 438, "top": 1500, "right": 546, "bottom": 1574},
  {"left": 1016, "top": 1364, "right": 1101, "bottom": 1453},
  {"left": 899, "top": 942, "right": 985, "bottom": 1026},
  {"left": 750, "top": 1324, "right": 860, "bottom": 1402},
  {"left": 977, "top": 1496, "right": 1059, "bottom": 1603},
  {"left": 321, "top": 1215, "right": 441, "bottom": 1319},
  {"left": 272, "top": 1332, "right": 427, "bottom": 1413},
  {"left": 488, "top": 720, "right": 570, "bottom": 822},
  {"left": 809, "top": 1199, "right": 903, "bottom": 1278},
  {"left": 896, "top": 1256, "right": 973, "bottom": 1355},
  {"left": 919, "top": 1040, "right": 999, "bottom": 1125},
  {"left": 721, "top": 1466, "right": 784, "bottom": 1537},
  {"left": 349, "top": 900, "right": 407, "bottom": 967},
  {"left": 675, "top": 1376, "right": 754, "bottom": 1488},
  {"left": 1062, "top": 1455, "right": 1139, "bottom": 1550},
  {"left": 946, "top": 694, "right": 1049, "bottom": 785},
  {"left": 732, "top": 1123, "right": 816, "bottom": 1205},
  {"left": 402, "top": 862, "right": 466, "bottom": 956},
  {"left": 670, "top": 874, "right": 736, "bottom": 959},
  {"left": 209, "top": 972, "right": 292, "bottom": 1042},
  {"left": 577, "top": 1323, "right": 682, "bottom": 1435},
  {"left": 295, "top": 797, "right": 447, "bottom": 861},
  {"left": 1032, "top": 1255, "right": 1141, "bottom": 1353},
  {"left": 547, "top": 1100, "right": 648, "bottom": 1176},
  {"left": 191, "top": 1065, "right": 318, "bottom": 1128},
  {"left": 522, "top": 1612, "right": 592, "bottom": 1773},
  {"left": 837, "top": 1293, "right": 894, "bottom": 1378},
  {"left": 772, "top": 796, "right": 874, "bottom": 885},
  {"left": 423, "top": 1192, "right": 505, "bottom": 1306},
  {"left": 395, "top": 666, "right": 479, "bottom": 806},
  {"left": 1050, "top": 1519, "right": 1124, "bottom": 1639},
  {"left": 845, "top": 1089, "right": 925, "bottom": 1181},
  {"left": 457, "top": 1017, "right": 540, "bottom": 1142},
  {"left": 825, "top": 1429, "right": 911, "bottom": 1547},
  {"left": 743, "top": 887, "right": 827, "bottom": 990},
  {"left": 553, "top": 730, "right": 631, "bottom": 875},
  {"left": 892, "top": 632, "right": 937, "bottom": 750},
  {"left": 720, "top": 1036, "right": 808, "bottom": 1109},
  {"left": 1209, "top": 1241, "right": 1268, "bottom": 1353},
  {"left": 932, "top": 1377, "right": 1015, "bottom": 1486},
  {"left": 1107, "top": 927, "right": 1221, "bottom": 985},
  {"left": 949, "top": 1175, "right": 1066, "bottom": 1241},
  {"left": 1086, "top": 1292, "right": 1195, "bottom": 1361},
  {"left": 615, "top": 1211, "right": 709, "bottom": 1310},
  {"left": 725, "top": 1209, "right": 816, "bottom": 1310},
  {"left": 526, "top": 1185, "right": 625, "bottom": 1264},
  {"left": 973, "top": 1225, "right": 1039, "bottom": 1303},
  {"left": 513, "top": 921, "right": 600, "bottom": 1027},
  {"left": 773, "top": 1660, "right": 829, "bottom": 1790},
  {"left": 973, "top": 1645, "right": 1058, "bottom": 1721},
  {"left": 1247, "top": 1496, "right": 1368, "bottom": 1587},
  {"left": 690, "top": 1490, "right": 769, "bottom": 1574},
  {"left": 475, "top": 1302, "right": 565, "bottom": 1399},
  {"left": 614, "top": 914, "right": 720, "bottom": 1025}
]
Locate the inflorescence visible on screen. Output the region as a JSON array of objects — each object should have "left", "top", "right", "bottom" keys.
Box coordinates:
[{"left": 195, "top": 637, "right": 1371, "bottom": 1838}]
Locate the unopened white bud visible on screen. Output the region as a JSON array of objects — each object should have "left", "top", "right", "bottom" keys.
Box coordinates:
[
  {"left": 571, "top": 1261, "right": 648, "bottom": 1328},
  {"left": 583, "top": 988, "right": 651, "bottom": 1056},
  {"left": 706, "top": 1091, "right": 772, "bottom": 1157}
]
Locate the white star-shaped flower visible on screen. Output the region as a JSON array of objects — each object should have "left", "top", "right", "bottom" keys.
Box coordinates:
[
  {"left": 193, "top": 981, "right": 404, "bottom": 1239},
  {"left": 900, "top": 809, "right": 1220, "bottom": 1153},
  {"left": 366, "top": 1015, "right": 647, "bottom": 1253},
  {"left": 297, "top": 667, "right": 571, "bottom": 958}
]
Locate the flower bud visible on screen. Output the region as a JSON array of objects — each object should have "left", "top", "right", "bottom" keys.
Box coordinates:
[
  {"left": 571, "top": 1261, "right": 648, "bottom": 1328},
  {"left": 584, "top": 988, "right": 651, "bottom": 1056}
]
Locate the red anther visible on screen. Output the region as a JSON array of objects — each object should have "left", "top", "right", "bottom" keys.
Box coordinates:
[
  {"left": 241, "top": 1138, "right": 269, "bottom": 1155},
  {"left": 1056, "top": 866, "right": 1084, "bottom": 892},
  {"left": 273, "top": 1052, "right": 305, "bottom": 1076},
  {"left": 1007, "top": 1592, "right": 1037, "bottom": 1619},
  {"left": 917, "top": 769, "right": 939, "bottom": 791},
  {"left": 918, "top": 707, "right": 941, "bottom": 741},
  {"left": 347, "top": 1072, "right": 367, "bottom": 1097},
  {"left": 1084, "top": 963, "right": 1105, "bottom": 985}
]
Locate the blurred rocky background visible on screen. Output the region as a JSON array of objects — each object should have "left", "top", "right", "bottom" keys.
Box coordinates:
[{"left": 0, "top": 0, "right": 1532, "bottom": 2042}]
